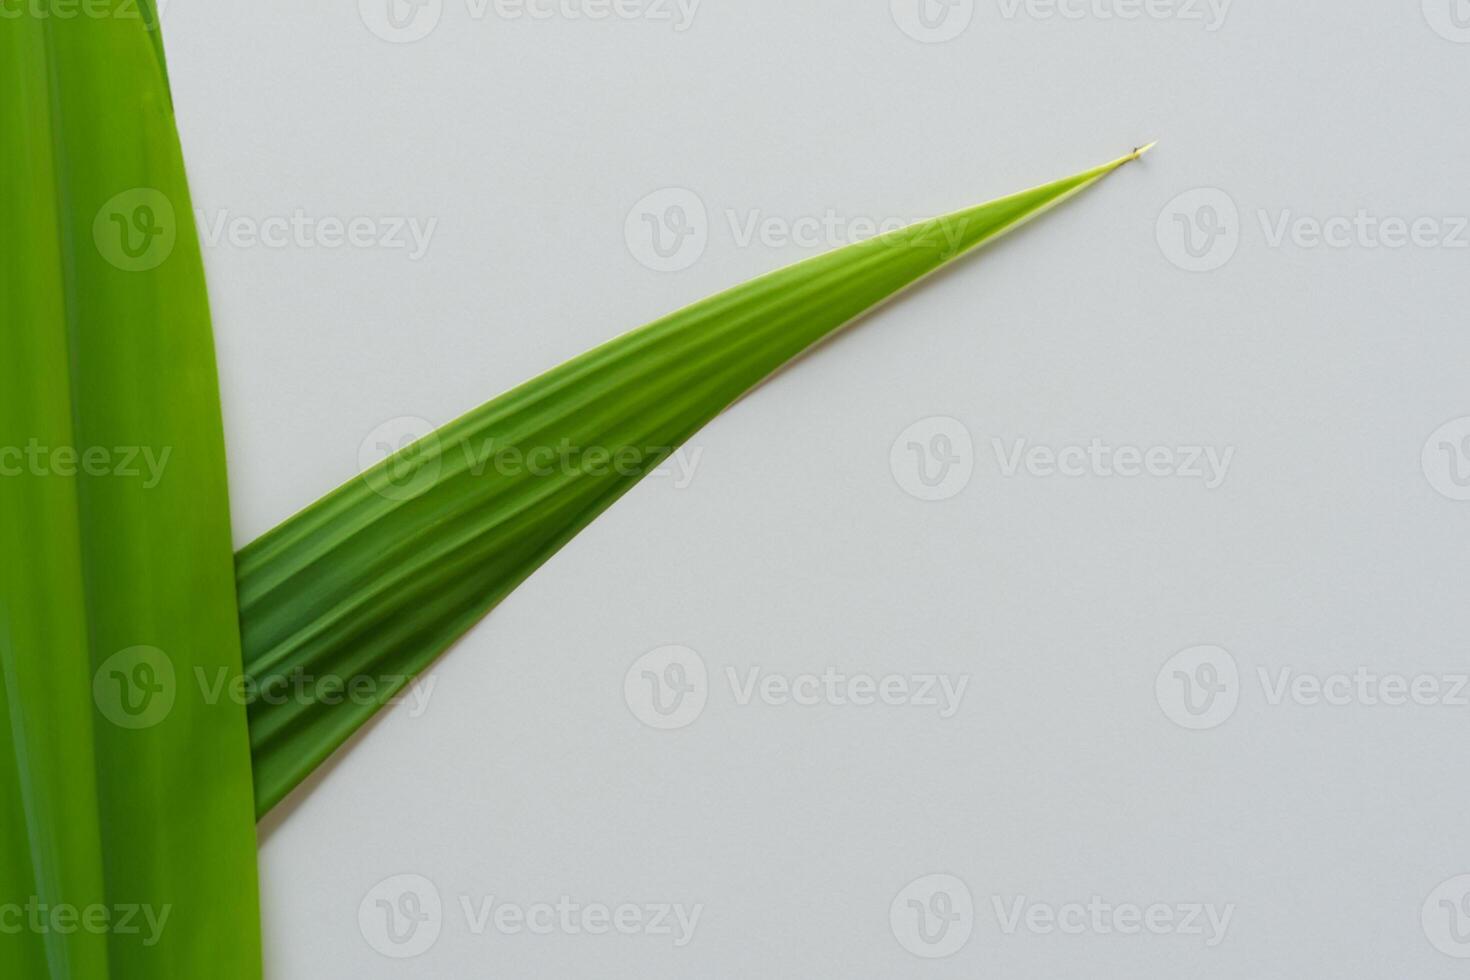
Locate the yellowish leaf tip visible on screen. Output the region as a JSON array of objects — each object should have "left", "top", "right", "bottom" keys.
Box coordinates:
[{"left": 1129, "top": 140, "right": 1159, "bottom": 161}]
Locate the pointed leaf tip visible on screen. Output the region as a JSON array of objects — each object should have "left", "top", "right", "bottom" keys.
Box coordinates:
[{"left": 235, "top": 145, "right": 1155, "bottom": 814}]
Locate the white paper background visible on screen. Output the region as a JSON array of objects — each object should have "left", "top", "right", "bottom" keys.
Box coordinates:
[{"left": 161, "top": 1, "right": 1470, "bottom": 976}]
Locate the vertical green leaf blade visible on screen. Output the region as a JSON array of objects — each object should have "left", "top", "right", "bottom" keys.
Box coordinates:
[
  {"left": 1, "top": 29, "right": 109, "bottom": 975},
  {"left": 1, "top": 6, "right": 262, "bottom": 978},
  {"left": 238, "top": 148, "right": 1151, "bottom": 814}
]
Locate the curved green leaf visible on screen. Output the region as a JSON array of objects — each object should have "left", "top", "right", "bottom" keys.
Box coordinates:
[{"left": 239, "top": 147, "right": 1152, "bottom": 815}]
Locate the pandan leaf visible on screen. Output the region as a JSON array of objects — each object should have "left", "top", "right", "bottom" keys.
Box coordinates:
[
  {"left": 1, "top": 6, "right": 263, "bottom": 979},
  {"left": 238, "top": 146, "right": 1154, "bottom": 814}
]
